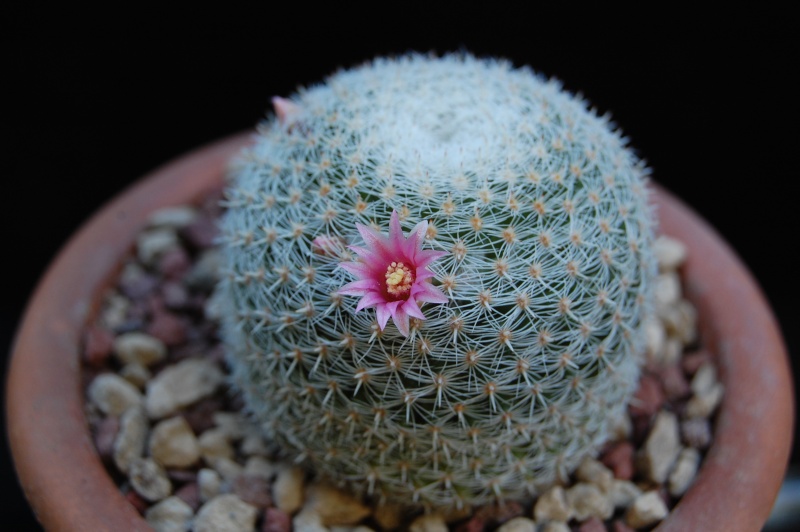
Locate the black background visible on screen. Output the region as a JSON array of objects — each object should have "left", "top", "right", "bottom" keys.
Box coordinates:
[{"left": 3, "top": 8, "right": 796, "bottom": 530}]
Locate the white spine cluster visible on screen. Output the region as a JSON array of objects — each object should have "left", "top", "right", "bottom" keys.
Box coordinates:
[{"left": 219, "top": 54, "right": 656, "bottom": 508}]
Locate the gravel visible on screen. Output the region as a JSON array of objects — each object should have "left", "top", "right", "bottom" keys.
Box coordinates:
[{"left": 81, "top": 196, "right": 723, "bottom": 531}]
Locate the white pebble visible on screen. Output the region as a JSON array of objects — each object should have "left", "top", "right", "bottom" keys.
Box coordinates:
[
  {"left": 194, "top": 494, "right": 257, "bottom": 532},
  {"left": 145, "top": 496, "right": 193, "bottom": 532},
  {"left": 145, "top": 358, "right": 224, "bottom": 419},
  {"left": 625, "top": 490, "right": 668, "bottom": 528},
  {"left": 88, "top": 373, "right": 143, "bottom": 416},
  {"left": 114, "top": 332, "right": 166, "bottom": 367}
]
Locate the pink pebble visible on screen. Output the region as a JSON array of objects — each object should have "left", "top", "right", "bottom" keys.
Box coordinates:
[
  {"left": 578, "top": 516, "right": 606, "bottom": 532},
  {"left": 83, "top": 325, "right": 114, "bottom": 367},
  {"left": 263, "top": 507, "right": 291, "bottom": 532},
  {"left": 601, "top": 441, "right": 635, "bottom": 480},
  {"left": 629, "top": 374, "right": 665, "bottom": 418}
]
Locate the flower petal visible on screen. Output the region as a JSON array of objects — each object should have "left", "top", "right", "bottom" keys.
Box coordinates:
[
  {"left": 339, "top": 261, "right": 373, "bottom": 278},
  {"left": 356, "top": 292, "right": 386, "bottom": 312},
  {"left": 339, "top": 278, "right": 379, "bottom": 296},
  {"left": 412, "top": 282, "right": 449, "bottom": 304},
  {"left": 391, "top": 305, "right": 410, "bottom": 337},
  {"left": 401, "top": 299, "right": 426, "bottom": 320},
  {"left": 375, "top": 303, "right": 392, "bottom": 329},
  {"left": 415, "top": 249, "right": 448, "bottom": 268}
]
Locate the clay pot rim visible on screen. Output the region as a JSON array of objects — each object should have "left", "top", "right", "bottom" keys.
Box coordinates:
[{"left": 5, "top": 133, "right": 793, "bottom": 531}]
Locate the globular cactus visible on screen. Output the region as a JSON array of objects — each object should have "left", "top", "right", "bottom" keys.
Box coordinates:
[{"left": 218, "top": 54, "right": 655, "bottom": 508}]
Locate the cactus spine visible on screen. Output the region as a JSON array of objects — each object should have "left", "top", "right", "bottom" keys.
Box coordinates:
[{"left": 219, "top": 54, "right": 656, "bottom": 508}]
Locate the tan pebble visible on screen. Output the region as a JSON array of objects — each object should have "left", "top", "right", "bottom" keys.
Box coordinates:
[
  {"left": 119, "top": 363, "right": 151, "bottom": 389},
  {"left": 113, "top": 405, "right": 148, "bottom": 474},
  {"left": 669, "top": 447, "right": 701, "bottom": 496},
  {"left": 293, "top": 509, "right": 328, "bottom": 532},
  {"left": 114, "top": 332, "right": 167, "bottom": 366},
  {"left": 145, "top": 358, "right": 224, "bottom": 419},
  {"left": 637, "top": 411, "right": 680, "bottom": 483},
  {"left": 441, "top": 504, "right": 472, "bottom": 523},
  {"left": 654, "top": 236, "right": 687, "bottom": 271},
  {"left": 654, "top": 272, "right": 681, "bottom": 307},
  {"left": 373, "top": 502, "right": 403, "bottom": 530},
  {"left": 240, "top": 432, "right": 271, "bottom": 456},
  {"left": 496, "top": 517, "right": 536, "bottom": 532},
  {"left": 145, "top": 496, "right": 193, "bottom": 532},
  {"left": 244, "top": 455, "right": 277, "bottom": 480},
  {"left": 609, "top": 479, "right": 642, "bottom": 509},
  {"left": 101, "top": 292, "right": 130, "bottom": 330},
  {"left": 213, "top": 457, "right": 244, "bottom": 482},
  {"left": 540, "top": 521, "right": 570, "bottom": 532},
  {"left": 273, "top": 466, "right": 305, "bottom": 514},
  {"left": 194, "top": 494, "right": 258, "bottom": 532},
  {"left": 198, "top": 427, "right": 235, "bottom": 463},
  {"left": 534, "top": 485, "right": 572, "bottom": 522},
  {"left": 303, "top": 484, "right": 371, "bottom": 526},
  {"left": 129, "top": 457, "right": 172, "bottom": 502},
  {"left": 409, "top": 513, "right": 448, "bottom": 532},
  {"left": 691, "top": 363, "right": 718, "bottom": 396},
  {"left": 644, "top": 318, "right": 666, "bottom": 363},
  {"left": 148, "top": 206, "right": 198, "bottom": 229},
  {"left": 662, "top": 337, "right": 683, "bottom": 366},
  {"left": 575, "top": 457, "right": 614, "bottom": 493},
  {"left": 149, "top": 416, "right": 200, "bottom": 468},
  {"left": 137, "top": 228, "right": 180, "bottom": 266},
  {"left": 676, "top": 300, "right": 698, "bottom": 345},
  {"left": 88, "top": 373, "right": 143, "bottom": 416},
  {"left": 213, "top": 412, "right": 246, "bottom": 440},
  {"left": 686, "top": 383, "right": 724, "bottom": 419},
  {"left": 566, "top": 483, "right": 613, "bottom": 521},
  {"left": 198, "top": 468, "right": 222, "bottom": 503},
  {"left": 610, "top": 413, "right": 633, "bottom": 441},
  {"left": 625, "top": 491, "right": 668, "bottom": 528}
]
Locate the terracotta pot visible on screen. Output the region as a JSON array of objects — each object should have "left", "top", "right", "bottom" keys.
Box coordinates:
[{"left": 5, "top": 133, "right": 793, "bottom": 531}]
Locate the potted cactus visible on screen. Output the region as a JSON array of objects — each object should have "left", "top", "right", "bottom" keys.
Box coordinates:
[{"left": 6, "top": 54, "right": 792, "bottom": 530}]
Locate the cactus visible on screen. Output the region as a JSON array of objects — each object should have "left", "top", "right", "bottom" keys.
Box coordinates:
[{"left": 218, "top": 54, "right": 656, "bottom": 508}]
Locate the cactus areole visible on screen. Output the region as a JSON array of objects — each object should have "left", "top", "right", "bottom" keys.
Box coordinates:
[{"left": 219, "top": 54, "right": 656, "bottom": 508}]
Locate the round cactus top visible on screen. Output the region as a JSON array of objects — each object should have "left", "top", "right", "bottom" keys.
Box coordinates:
[{"left": 220, "top": 54, "right": 656, "bottom": 508}]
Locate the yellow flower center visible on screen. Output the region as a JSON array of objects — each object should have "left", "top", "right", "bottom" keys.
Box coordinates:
[{"left": 385, "top": 261, "right": 414, "bottom": 297}]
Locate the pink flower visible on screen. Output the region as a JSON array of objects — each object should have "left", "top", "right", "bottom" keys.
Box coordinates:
[{"left": 338, "top": 211, "right": 448, "bottom": 336}]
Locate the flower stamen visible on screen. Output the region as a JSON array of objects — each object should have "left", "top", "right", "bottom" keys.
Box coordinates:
[{"left": 385, "top": 261, "right": 414, "bottom": 298}]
